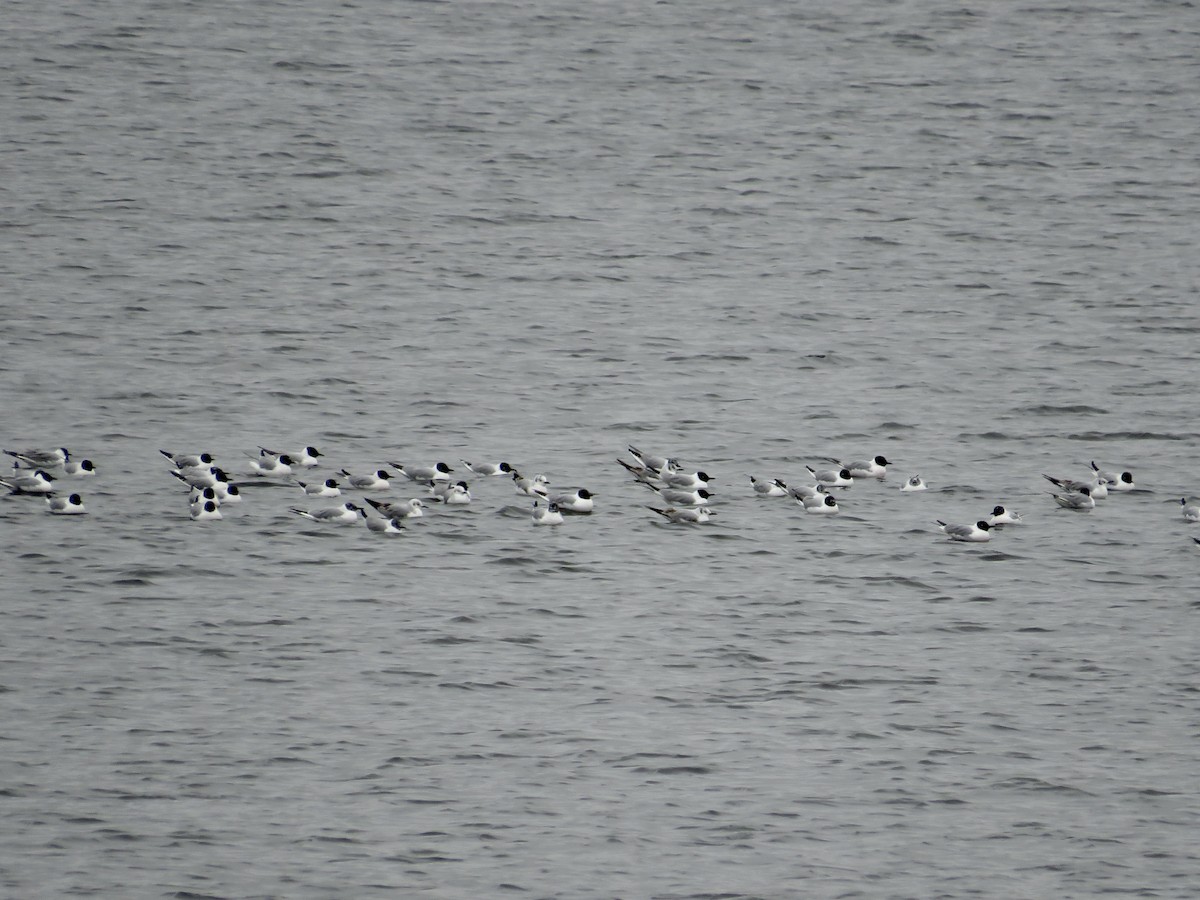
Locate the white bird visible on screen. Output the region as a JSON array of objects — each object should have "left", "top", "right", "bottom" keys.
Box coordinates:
[
  {"left": 1182, "top": 498, "right": 1200, "bottom": 523},
  {"left": 364, "top": 496, "right": 426, "bottom": 519},
  {"left": 171, "top": 466, "right": 230, "bottom": 489},
  {"left": 826, "top": 455, "right": 889, "bottom": 479},
  {"left": 1043, "top": 473, "right": 1107, "bottom": 500},
  {"left": 532, "top": 500, "right": 564, "bottom": 526},
  {"left": 461, "top": 460, "right": 514, "bottom": 476},
  {"left": 548, "top": 488, "right": 595, "bottom": 513},
  {"left": 390, "top": 461, "right": 454, "bottom": 485},
  {"left": 160, "top": 450, "right": 215, "bottom": 469},
  {"left": 788, "top": 483, "right": 828, "bottom": 502},
  {"left": 339, "top": 468, "right": 393, "bottom": 491},
  {"left": 62, "top": 458, "right": 97, "bottom": 477},
  {"left": 365, "top": 514, "right": 405, "bottom": 534},
  {"left": 749, "top": 475, "right": 789, "bottom": 497},
  {"left": 209, "top": 481, "right": 241, "bottom": 502},
  {"left": 617, "top": 458, "right": 665, "bottom": 484},
  {"left": 627, "top": 446, "right": 677, "bottom": 475},
  {"left": 649, "top": 506, "right": 716, "bottom": 525},
  {"left": 290, "top": 502, "right": 366, "bottom": 524},
  {"left": 900, "top": 475, "right": 927, "bottom": 492},
  {"left": 298, "top": 478, "right": 341, "bottom": 498},
  {"left": 937, "top": 519, "right": 992, "bottom": 542},
  {"left": 659, "top": 469, "right": 713, "bottom": 491},
  {"left": 1091, "top": 461, "right": 1134, "bottom": 491},
  {"left": 1051, "top": 487, "right": 1095, "bottom": 510},
  {"left": 248, "top": 454, "right": 294, "bottom": 477},
  {"left": 803, "top": 494, "right": 840, "bottom": 515},
  {"left": 1, "top": 469, "right": 56, "bottom": 494},
  {"left": 190, "top": 500, "right": 223, "bottom": 521},
  {"left": 436, "top": 481, "right": 472, "bottom": 505},
  {"left": 806, "top": 465, "right": 853, "bottom": 488},
  {"left": 647, "top": 485, "right": 713, "bottom": 506},
  {"left": 5, "top": 447, "right": 69, "bottom": 468},
  {"left": 46, "top": 493, "right": 86, "bottom": 515},
  {"left": 261, "top": 445, "right": 323, "bottom": 467},
  {"left": 513, "top": 471, "right": 550, "bottom": 497},
  {"left": 189, "top": 486, "right": 221, "bottom": 507},
  {"left": 986, "top": 505, "right": 1023, "bottom": 526}
]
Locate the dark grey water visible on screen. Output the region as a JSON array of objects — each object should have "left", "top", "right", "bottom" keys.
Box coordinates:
[{"left": 3, "top": 1, "right": 1199, "bottom": 897}]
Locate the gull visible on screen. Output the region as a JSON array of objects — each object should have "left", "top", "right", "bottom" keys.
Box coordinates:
[
  {"left": 1182, "top": 498, "right": 1200, "bottom": 523},
  {"left": 648, "top": 506, "right": 716, "bottom": 525},
  {"left": 548, "top": 488, "right": 595, "bottom": 513},
  {"left": 617, "top": 458, "right": 666, "bottom": 484},
  {"left": 1, "top": 469, "right": 56, "bottom": 494},
  {"left": 1051, "top": 487, "right": 1095, "bottom": 510},
  {"left": 937, "top": 520, "right": 992, "bottom": 542},
  {"left": 290, "top": 502, "right": 366, "bottom": 524},
  {"left": 5, "top": 447, "right": 69, "bottom": 468},
  {"left": 461, "top": 460, "right": 514, "bottom": 476},
  {"left": 390, "top": 461, "right": 454, "bottom": 485},
  {"left": 46, "top": 493, "right": 86, "bottom": 515},
  {"left": 513, "top": 471, "right": 550, "bottom": 497},
  {"left": 160, "top": 450, "right": 215, "bottom": 469},
  {"left": 646, "top": 484, "right": 713, "bottom": 506},
  {"left": 986, "top": 505, "right": 1023, "bottom": 526},
  {"left": 339, "top": 468, "right": 393, "bottom": 491},
  {"left": 190, "top": 500, "right": 222, "bottom": 521},
  {"left": 63, "top": 458, "right": 97, "bottom": 477},
  {"left": 803, "top": 494, "right": 840, "bottom": 515},
  {"left": 658, "top": 469, "right": 713, "bottom": 491},
  {"left": 1090, "top": 461, "right": 1134, "bottom": 491},
  {"left": 261, "top": 445, "right": 322, "bottom": 467},
  {"left": 806, "top": 465, "right": 853, "bottom": 488},
  {"left": 1043, "top": 473, "right": 1108, "bottom": 500},
  {"left": 627, "top": 446, "right": 678, "bottom": 475},
  {"left": 826, "top": 455, "right": 889, "bottom": 479},
  {"left": 248, "top": 454, "right": 294, "bottom": 477},
  {"left": 900, "top": 475, "right": 927, "bottom": 492},
  {"left": 788, "top": 483, "right": 828, "bottom": 502},
  {"left": 171, "top": 466, "right": 230, "bottom": 489},
  {"left": 435, "top": 481, "right": 472, "bottom": 505},
  {"left": 364, "top": 496, "right": 426, "bottom": 519},
  {"left": 532, "top": 500, "right": 564, "bottom": 526},
  {"left": 749, "top": 476, "right": 789, "bottom": 497},
  {"left": 365, "top": 514, "right": 405, "bottom": 535},
  {"left": 298, "top": 478, "right": 341, "bottom": 498}
]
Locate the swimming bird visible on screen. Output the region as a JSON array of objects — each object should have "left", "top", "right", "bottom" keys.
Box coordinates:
[
  {"left": 435, "top": 481, "right": 472, "bottom": 505},
  {"left": 160, "top": 450, "right": 214, "bottom": 469},
  {"left": 617, "top": 458, "right": 666, "bottom": 484},
  {"left": 248, "top": 453, "right": 294, "bottom": 477},
  {"left": 390, "top": 461, "right": 454, "bottom": 485},
  {"left": 532, "top": 500, "right": 564, "bottom": 526},
  {"left": 46, "top": 493, "right": 86, "bottom": 515},
  {"left": 189, "top": 486, "right": 221, "bottom": 507},
  {"left": 1182, "top": 498, "right": 1200, "bottom": 523},
  {"left": 646, "top": 484, "right": 713, "bottom": 506},
  {"left": 62, "top": 458, "right": 97, "bottom": 477},
  {"left": 364, "top": 496, "right": 426, "bottom": 519},
  {"left": 648, "top": 506, "right": 716, "bottom": 525},
  {"left": 290, "top": 502, "right": 366, "bottom": 524},
  {"left": 209, "top": 481, "right": 241, "bottom": 502},
  {"left": 806, "top": 465, "right": 853, "bottom": 488},
  {"left": 5, "top": 447, "right": 69, "bottom": 468},
  {"left": 1090, "top": 461, "right": 1134, "bottom": 491},
  {"left": 548, "top": 488, "right": 595, "bottom": 513},
  {"left": 1050, "top": 487, "right": 1095, "bottom": 510},
  {"left": 298, "top": 478, "right": 341, "bottom": 498},
  {"left": 461, "top": 460, "right": 514, "bottom": 476},
  {"left": 749, "top": 476, "right": 789, "bottom": 497},
  {"left": 261, "top": 445, "right": 323, "bottom": 467},
  {"left": 627, "top": 446, "right": 677, "bottom": 475},
  {"left": 190, "top": 500, "right": 223, "bottom": 521},
  {"left": 513, "top": 471, "right": 550, "bottom": 497},
  {"left": 937, "top": 519, "right": 992, "bottom": 542},
  {"left": 658, "top": 469, "right": 713, "bottom": 491},
  {"left": 1043, "top": 473, "right": 1108, "bottom": 500},
  {"left": 803, "top": 494, "right": 841, "bottom": 515},
  {"left": 900, "top": 475, "right": 927, "bottom": 492},
  {"left": 826, "top": 455, "right": 889, "bottom": 479},
  {"left": 787, "top": 482, "right": 828, "bottom": 502},
  {"left": 365, "top": 514, "right": 405, "bottom": 534},
  {"left": 171, "top": 466, "right": 231, "bottom": 490},
  {"left": 339, "top": 468, "right": 393, "bottom": 491},
  {"left": 0, "top": 469, "right": 56, "bottom": 494},
  {"left": 986, "top": 505, "right": 1023, "bottom": 526}
]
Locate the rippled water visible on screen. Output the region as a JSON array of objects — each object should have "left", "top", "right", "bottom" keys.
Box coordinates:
[{"left": 3, "top": 1, "right": 1199, "bottom": 897}]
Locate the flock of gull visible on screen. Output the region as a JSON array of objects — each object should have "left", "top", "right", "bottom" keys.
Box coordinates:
[{"left": 1, "top": 443, "right": 1196, "bottom": 545}]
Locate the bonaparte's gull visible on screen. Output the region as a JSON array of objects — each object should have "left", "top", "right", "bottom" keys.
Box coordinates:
[
  {"left": 461, "top": 460, "right": 514, "bottom": 476},
  {"left": 1050, "top": 487, "right": 1095, "bottom": 510},
  {"left": 649, "top": 505, "right": 716, "bottom": 524},
  {"left": 210, "top": 481, "right": 241, "bottom": 502},
  {"left": 1, "top": 469, "right": 56, "bottom": 494},
  {"left": 390, "top": 461, "right": 454, "bottom": 485},
  {"left": 435, "top": 481, "right": 472, "bottom": 505},
  {"left": 627, "top": 446, "right": 677, "bottom": 475},
  {"left": 1182, "top": 498, "right": 1200, "bottom": 523},
  {"left": 788, "top": 483, "right": 827, "bottom": 502},
  {"left": 339, "top": 468, "right": 393, "bottom": 491},
  {"left": 364, "top": 496, "right": 426, "bottom": 519},
  {"left": 298, "top": 478, "right": 341, "bottom": 498},
  {"left": 1043, "top": 473, "right": 1108, "bottom": 500},
  {"left": 1090, "top": 461, "right": 1134, "bottom": 491},
  {"left": 659, "top": 469, "right": 713, "bottom": 491},
  {"left": 171, "top": 466, "right": 230, "bottom": 489},
  {"left": 617, "top": 458, "right": 665, "bottom": 484},
  {"left": 190, "top": 500, "right": 222, "bottom": 521},
  {"left": 532, "top": 500, "right": 564, "bottom": 526},
  {"left": 5, "top": 447, "right": 69, "bottom": 468},
  {"left": 365, "top": 514, "right": 405, "bottom": 534},
  {"left": 513, "top": 471, "right": 550, "bottom": 497},
  {"left": 937, "top": 519, "right": 992, "bottom": 542},
  {"left": 248, "top": 454, "right": 294, "bottom": 477},
  {"left": 62, "top": 458, "right": 96, "bottom": 477},
  {"left": 749, "top": 476, "right": 789, "bottom": 497},
  {"left": 647, "top": 485, "right": 713, "bottom": 506},
  {"left": 189, "top": 486, "right": 221, "bottom": 506},
  {"left": 803, "top": 494, "right": 840, "bottom": 515},
  {"left": 261, "top": 446, "right": 323, "bottom": 467},
  {"left": 46, "top": 493, "right": 86, "bottom": 515},
  {"left": 986, "top": 505, "right": 1023, "bottom": 526},
  {"left": 826, "top": 455, "right": 889, "bottom": 479},
  {"left": 548, "top": 488, "right": 594, "bottom": 513},
  {"left": 900, "top": 475, "right": 927, "bottom": 492},
  {"left": 160, "top": 450, "right": 214, "bottom": 469},
  {"left": 290, "top": 502, "right": 366, "bottom": 524},
  {"left": 806, "top": 465, "right": 853, "bottom": 488}
]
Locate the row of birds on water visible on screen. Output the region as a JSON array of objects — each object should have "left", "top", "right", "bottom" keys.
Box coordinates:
[{"left": 2, "top": 443, "right": 1197, "bottom": 544}]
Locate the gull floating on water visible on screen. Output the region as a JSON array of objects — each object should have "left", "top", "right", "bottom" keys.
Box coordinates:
[
  {"left": 1181, "top": 498, "right": 1200, "bottom": 523},
  {"left": 646, "top": 484, "right": 713, "bottom": 506},
  {"left": 339, "top": 468, "right": 393, "bottom": 491},
  {"left": 365, "top": 514, "right": 405, "bottom": 534},
  {"left": 1, "top": 469, "right": 56, "bottom": 494},
  {"left": 248, "top": 454, "right": 294, "bottom": 477},
  {"left": 513, "top": 471, "right": 550, "bottom": 497},
  {"left": 900, "top": 475, "right": 927, "bottom": 492},
  {"left": 298, "top": 478, "right": 340, "bottom": 498},
  {"left": 46, "top": 493, "right": 86, "bottom": 515},
  {"left": 160, "top": 450, "right": 214, "bottom": 469},
  {"left": 806, "top": 465, "right": 853, "bottom": 488},
  {"left": 648, "top": 506, "right": 716, "bottom": 525},
  {"left": 749, "top": 476, "right": 789, "bottom": 497},
  {"left": 261, "top": 445, "right": 323, "bottom": 467},
  {"left": 803, "top": 494, "right": 840, "bottom": 515},
  {"left": 364, "top": 496, "right": 426, "bottom": 519},
  {"left": 826, "top": 455, "right": 889, "bottom": 479},
  {"left": 290, "top": 502, "right": 366, "bottom": 524},
  {"left": 1091, "top": 461, "right": 1134, "bottom": 491},
  {"left": 390, "top": 462, "right": 454, "bottom": 485},
  {"left": 190, "top": 500, "right": 222, "bottom": 521},
  {"left": 937, "top": 519, "right": 992, "bottom": 542},
  {"left": 1050, "top": 487, "right": 1095, "bottom": 510},
  {"left": 5, "top": 447, "right": 69, "bottom": 469},
  {"left": 548, "top": 488, "right": 595, "bottom": 513},
  {"left": 1044, "top": 472, "right": 1108, "bottom": 500},
  {"left": 461, "top": 460, "right": 513, "bottom": 476},
  {"left": 532, "top": 500, "right": 564, "bottom": 526},
  {"left": 986, "top": 505, "right": 1023, "bottom": 526}
]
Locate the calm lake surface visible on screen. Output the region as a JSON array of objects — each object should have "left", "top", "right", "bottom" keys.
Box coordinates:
[{"left": 3, "top": 1, "right": 1199, "bottom": 897}]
